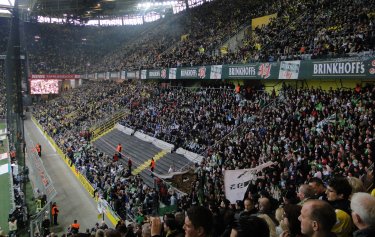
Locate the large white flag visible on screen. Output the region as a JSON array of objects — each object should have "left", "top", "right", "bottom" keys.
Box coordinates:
[{"left": 224, "top": 161, "right": 275, "bottom": 204}]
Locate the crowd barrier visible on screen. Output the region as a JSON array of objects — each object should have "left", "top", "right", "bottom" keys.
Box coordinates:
[
  {"left": 31, "top": 116, "right": 120, "bottom": 226},
  {"left": 175, "top": 148, "right": 204, "bottom": 164},
  {"left": 116, "top": 124, "right": 175, "bottom": 152}
]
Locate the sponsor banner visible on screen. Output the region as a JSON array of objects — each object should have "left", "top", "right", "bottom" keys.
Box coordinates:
[
  {"left": 97, "top": 73, "right": 105, "bottom": 80},
  {"left": 30, "top": 74, "right": 80, "bottom": 80},
  {"left": 169, "top": 68, "right": 177, "bottom": 79},
  {"left": 279, "top": 60, "right": 301, "bottom": 79},
  {"left": 224, "top": 161, "right": 275, "bottom": 204},
  {"left": 303, "top": 58, "right": 375, "bottom": 79},
  {"left": 179, "top": 66, "right": 209, "bottom": 79},
  {"left": 210, "top": 65, "right": 223, "bottom": 79},
  {"left": 126, "top": 71, "right": 136, "bottom": 79},
  {"left": 224, "top": 62, "right": 277, "bottom": 79},
  {"left": 141, "top": 70, "right": 147, "bottom": 80},
  {"left": 121, "top": 71, "right": 126, "bottom": 80},
  {"left": 119, "top": 58, "right": 374, "bottom": 80},
  {"left": 110, "top": 72, "right": 119, "bottom": 79},
  {"left": 148, "top": 69, "right": 168, "bottom": 79}
]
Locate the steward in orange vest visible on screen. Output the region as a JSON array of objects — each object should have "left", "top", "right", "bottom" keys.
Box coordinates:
[
  {"left": 51, "top": 202, "right": 59, "bottom": 225},
  {"left": 70, "top": 220, "right": 80, "bottom": 234},
  {"left": 116, "top": 143, "right": 122, "bottom": 159},
  {"left": 150, "top": 158, "right": 155, "bottom": 173},
  {"left": 36, "top": 143, "right": 41, "bottom": 157}
]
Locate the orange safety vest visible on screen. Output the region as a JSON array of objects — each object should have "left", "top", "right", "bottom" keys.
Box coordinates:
[
  {"left": 116, "top": 145, "right": 122, "bottom": 153},
  {"left": 52, "top": 206, "right": 58, "bottom": 215},
  {"left": 36, "top": 145, "right": 41, "bottom": 153},
  {"left": 71, "top": 223, "right": 80, "bottom": 229},
  {"left": 151, "top": 160, "right": 155, "bottom": 169}
]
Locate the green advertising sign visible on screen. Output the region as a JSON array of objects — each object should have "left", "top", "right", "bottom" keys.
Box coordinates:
[
  {"left": 130, "top": 57, "right": 375, "bottom": 80},
  {"left": 301, "top": 58, "right": 375, "bottom": 79}
]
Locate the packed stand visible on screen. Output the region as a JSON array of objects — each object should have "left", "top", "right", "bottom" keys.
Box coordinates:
[
  {"left": 25, "top": 23, "right": 149, "bottom": 74},
  {"left": 21, "top": 0, "right": 375, "bottom": 74},
  {"left": 33, "top": 81, "right": 164, "bottom": 220},
  {"left": 120, "top": 84, "right": 269, "bottom": 154},
  {"left": 236, "top": 0, "right": 375, "bottom": 63},
  {"left": 189, "top": 84, "right": 374, "bottom": 208}
]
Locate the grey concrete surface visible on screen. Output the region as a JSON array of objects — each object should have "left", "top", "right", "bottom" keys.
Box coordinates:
[{"left": 24, "top": 118, "right": 113, "bottom": 235}]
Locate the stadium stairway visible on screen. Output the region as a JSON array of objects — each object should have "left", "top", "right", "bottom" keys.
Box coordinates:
[{"left": 92, "top": 129, "right": 193, "bottom": 187}]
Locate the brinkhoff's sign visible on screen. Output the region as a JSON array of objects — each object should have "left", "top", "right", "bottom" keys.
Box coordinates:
[
  {"left": 313, "top": 61, "right": 365, "bottom": 76},
  {"left": 228, "top": 66, "right": 257, "bottom": 77}
]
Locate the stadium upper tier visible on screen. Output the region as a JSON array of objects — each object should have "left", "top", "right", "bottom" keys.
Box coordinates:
[{"left": 0, "top": 0, "right": 374, "bottom": 74}]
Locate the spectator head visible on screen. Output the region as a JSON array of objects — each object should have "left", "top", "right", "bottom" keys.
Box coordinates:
[
  {"left": 243, "top": 198, "right": 255, "bottom": 212},
  {"left": 326, "top": 177, "right": 352, "bottom": 201},
  {"left": 174, "top": 211, "right": 185, "bottom": 229},
  {"left": 235, "top": 200, "right": 243, "bottom": 210},
  {"left": 346, "top": 177, "right": 365, "bottom": 198},
  {"left": 257, "top": 214, "right": 276, "bottom": 237},
  {"left": 141, "top": 223, "right": 151, "bottom": 237},
  {"left": 104, "top": 229, "right": 121, "bottom": 237},
  {"left": 350, "top": 192, "right": 375, "bottom": 229},
  {"left": 297, "top": 184, "right": 315, "bottom": 201},
  {"left": 308, "top": 177, "right": 326, "bottom": 196},
  {"left": 164, "top": 217, "right": 178, "bottom": 232},
  {"left": 95, "top": 229, "right": 105, "bottom": 237},
  {"left": 230, "top": 215, "right": 269, "bottom": 237},
  {"left": 258, "top": 197, "right": 271, "bottom": 214},
  {"left": 220, "top": 199, "right": 231, "bottom": 209},
  {"left": 298, "top": 200, "right": 336, "bottom": 237},
  {"left": 282, "top": 190, "right": 298, "bottom": 205},
  {"left": 331, "top": 209, "right": 353, "bottom": 237},
  {"left": 282, "top": 204, "right": 303, "bottom": 237},
  {"left": 184, "top": 206, "right": 213, "bottom": 237}
]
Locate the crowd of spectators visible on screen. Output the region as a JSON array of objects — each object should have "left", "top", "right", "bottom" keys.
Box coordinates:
[
  {"left": 1, "top": 0, "right": 374, "bottom": 74},
  {"left": 237, "top": 0, "right": 375, "bottom": 63},
  {"left": 33, "top": 81, "right": 163, "bottom": 219},
  {"left": 120, "top": 84, "right": 268, "bottom": 154},
  {"left": 33, "top": 80, "right": 374, "bottom": 229}
]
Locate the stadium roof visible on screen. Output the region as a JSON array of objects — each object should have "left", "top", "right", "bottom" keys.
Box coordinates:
[
  {"left": 26, "top": 0, "right": 180, "bottom": 20},
  {"left": 0, "top": 0, "right": 14, "bottom": 15}
]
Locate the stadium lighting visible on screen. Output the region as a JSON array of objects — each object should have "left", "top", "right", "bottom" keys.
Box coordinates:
[{"left": 137, "top": 1, "right": 180, "bottom": 9}]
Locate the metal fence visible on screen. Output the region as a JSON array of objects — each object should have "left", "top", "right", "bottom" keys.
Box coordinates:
[{"left": 24, "top": 131, "right": 57, "bottom": 237}]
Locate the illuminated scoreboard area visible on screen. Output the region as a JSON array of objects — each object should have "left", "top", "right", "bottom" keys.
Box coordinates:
[{"left": 29, "top": 74, "right": 82, "bottom": 95}]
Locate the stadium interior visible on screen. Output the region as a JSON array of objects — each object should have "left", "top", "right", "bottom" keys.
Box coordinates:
[{"left": 0, "top": 0, "right": 374, "bottom": 237}]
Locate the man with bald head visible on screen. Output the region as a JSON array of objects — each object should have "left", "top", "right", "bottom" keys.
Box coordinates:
[
  {"left": 258, "top": 197, "right": 277, "bottom": 225},
  {"left": 298, "top": 200, "right": 337, "bottom": 237},
  {"left": 297, "top": 184, "right": 315, "bottom": 205},
  {"left": 350, "top": 192, "right": 375, "bottom": 237}
]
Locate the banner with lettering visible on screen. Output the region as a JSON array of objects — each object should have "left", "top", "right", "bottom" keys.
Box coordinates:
[
  {"left": 300, "top": 58, "right": 375, "bottom": 79},
  {"left": 29, "top": 74, "right": 80, "bottom": 80},
  {"left": 100, "top": 57, "right": 375, "bottom": 80},
  {"left": 279, "top": 60, "right": 301, "bottom": 79},
  {"left": 224, "top": 161, "right": 276, "bottom": 204},
  {"left": 147, "top": 69, "right": 168, "bottom": 79},
  {"left": 179, "top": 66, "right": 211, "bottom": 79},
  {"left": 223, "top": 62, "right": 279, "bottom": 79}
]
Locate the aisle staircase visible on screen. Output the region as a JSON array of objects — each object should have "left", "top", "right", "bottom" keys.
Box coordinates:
[
  {"left": 90, "top": 109, "right": 129, "bottom": 141},
  {"left": 92, "top": 129, "right": 193, "bottom": 187}
]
